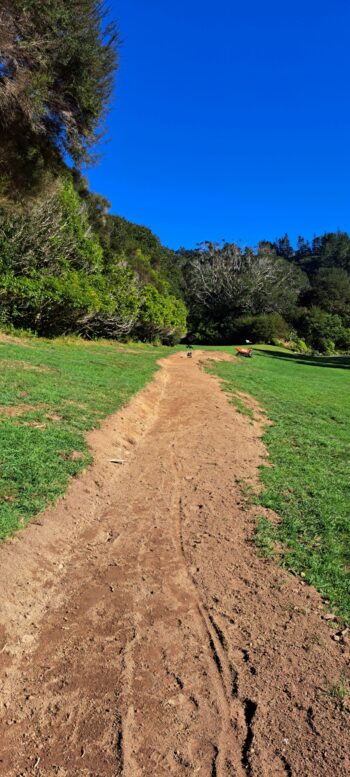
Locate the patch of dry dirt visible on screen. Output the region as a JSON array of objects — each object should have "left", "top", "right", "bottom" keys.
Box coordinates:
[
  {"left": 0, "top": 359, "right": 54, "bottom": 372},
  {"left": 0, "top": 352, "right": 349, "bottom": 776},
  {"left": 0, "top": 404, "right": 38, "bottom": 418},
  {"left": 0, "top": 334, "right": 33, "bottom": 347}
]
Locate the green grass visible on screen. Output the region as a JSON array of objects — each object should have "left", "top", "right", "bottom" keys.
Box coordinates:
[
  {"left": 210, "top": 346, "right": 350, "bottom": 620},
  {"left": 329, "top": 678, "right": 350, "bottom": 710},
  {"left": 0, "top": 334, "right": 171, "bottom": 540},
  {"left": 228, "top": 393, "right": 255, "bottom": 419}
]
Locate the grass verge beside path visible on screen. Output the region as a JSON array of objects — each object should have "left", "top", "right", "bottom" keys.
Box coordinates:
[
  {"left": 209, "top": 346, "right": 350, "bottom": 620},
  {"left": 0, "top": 335, "right": 171, "bottom": 540}
]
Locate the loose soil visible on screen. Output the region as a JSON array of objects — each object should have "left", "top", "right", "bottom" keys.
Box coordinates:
[{"left": 0, "top": 352, "right": 349, "bottom": 777}]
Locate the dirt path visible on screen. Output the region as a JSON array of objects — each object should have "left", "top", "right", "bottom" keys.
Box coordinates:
[{"left": 0, "top": 352, "right": 349, "bottom": 777}]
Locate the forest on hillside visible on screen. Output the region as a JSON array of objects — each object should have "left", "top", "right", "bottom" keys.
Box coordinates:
[
  {"left": 1, "top": 1, "right": 350, "bottom": 353},
  {"left": 180, "top": 235, "right": 350, "bottom": 352}
]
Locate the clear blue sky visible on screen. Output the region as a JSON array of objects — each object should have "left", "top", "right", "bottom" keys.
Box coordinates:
[{"left": 86, "top": 0, "right": 350, "bottom": 250}]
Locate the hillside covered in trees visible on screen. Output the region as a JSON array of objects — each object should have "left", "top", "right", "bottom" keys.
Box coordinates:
[
  {"left": 0, "top": 0, "right": 187, "bottom": 344},
  {"left": 1, "top": 1, "right": 350, "bottom": 352},
  {"left": 179, "top": 234, "right": 350, "bottom": 352},
  {"left": 0, "top": 172, "right": 187, "bottom": 343}
]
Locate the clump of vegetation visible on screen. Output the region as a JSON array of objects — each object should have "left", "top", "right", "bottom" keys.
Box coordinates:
[
  {"left": 328, "top": 678, "right": 349, "bottom": 710},
  {"left": 0, "top": 177, "right": 187, "bottom": 343},
  {"left": 234, "top": 313, "right": 290, "bottom": 345}
]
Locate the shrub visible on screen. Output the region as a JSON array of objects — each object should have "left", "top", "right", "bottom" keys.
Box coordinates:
[
  {"left": 298, "top": 307, "right": 348, "bottom": 353},
  {"left": 233, "top": 312, "right": 289, "bottom": 343},
  {"left": 133, "top": 285, "right": 187, "bottom": 344},
  {"left": 287, "top": 338, "right": 309, "bottom": 353}
]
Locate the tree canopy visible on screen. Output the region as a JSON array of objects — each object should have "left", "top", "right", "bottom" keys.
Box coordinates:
[{"left": 0, "top": 1, "right": 118, "bottom": 195}]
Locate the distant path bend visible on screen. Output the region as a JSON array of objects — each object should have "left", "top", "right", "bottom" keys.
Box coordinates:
[{"left": 0, "top": 351, "right": 349, "bottom": 776}]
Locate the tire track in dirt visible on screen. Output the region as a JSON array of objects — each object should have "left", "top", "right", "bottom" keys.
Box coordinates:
[
  {"left": 175, "top": 470, "right": 244, "bottom": 776},
  {"left": 175, "top": 460, "right": 257, "bottom": 777},
  {"left": 0, "top": 351, "right": 349, "bottom": 776},
  {"left": 176, "top": 492, "right": 245, "bottom": 777}
]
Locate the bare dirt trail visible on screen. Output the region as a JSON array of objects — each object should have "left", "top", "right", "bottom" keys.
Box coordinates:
[{"left": 0, "top": 352, "right": 349, "bottom": 777}]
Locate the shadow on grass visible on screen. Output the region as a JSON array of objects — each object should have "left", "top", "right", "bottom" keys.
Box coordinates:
[{"left": 257, "top": 349, "right": 350, "bottom": 369}]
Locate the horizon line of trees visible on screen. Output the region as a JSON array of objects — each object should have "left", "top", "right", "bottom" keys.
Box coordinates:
[
  {"left": 177, "top": 234, "right": 350, "bottom": 353},
  {"left": 2, "top": 179, "right": 350, "bottom": 353},
  {"left": 1, "top": 2, "right": 350, "bottom": 353}
]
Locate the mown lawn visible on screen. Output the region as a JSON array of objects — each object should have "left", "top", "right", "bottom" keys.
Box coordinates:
[
  {"left": 210, "top": 347, "right": 350, "bottom": 620},
  {"left": 0, "top": 335, "right": 170, "bottom": 540}
]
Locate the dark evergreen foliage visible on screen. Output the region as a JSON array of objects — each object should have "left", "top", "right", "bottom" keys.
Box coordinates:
[{"left": 0, "top": 1, "right": 119, "bottom": 195}]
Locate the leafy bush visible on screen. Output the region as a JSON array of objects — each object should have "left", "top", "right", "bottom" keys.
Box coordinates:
[
  {"left": 0, "top": 178, "right": 187, "bottom": 342},
  {"left": 133, "top": 285, "right": 187, "bottom": 344},
  {"left": 336, "top": 327, "right": 350, "bottom": 352},
  {"left": 298, "top": 307, "right": 348, "bottom": 353},
  {"left": 233, "top": 312, "right": 289, "bottom": 343},
  {"left": 292, "top": 338, "right": 309, "bottom": 353},
  {"left": 0, "top": 178, "right": 103, "bottom": 277},
  {"left": 0, "top": 270, "right": 109, "bottom": 335}
]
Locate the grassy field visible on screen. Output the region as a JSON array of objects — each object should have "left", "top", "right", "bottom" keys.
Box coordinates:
[
  {"left": 210, "top": 347, "right": 350, "bottom": 619},
  {"left": 0, "top": 334, "right": 170, "bottom": 541}
]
